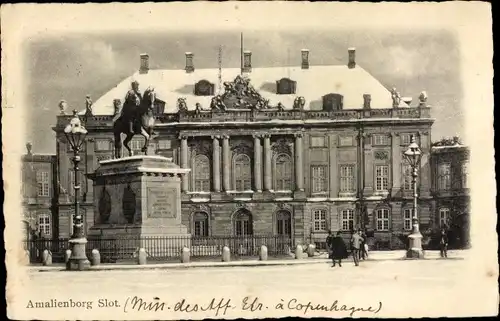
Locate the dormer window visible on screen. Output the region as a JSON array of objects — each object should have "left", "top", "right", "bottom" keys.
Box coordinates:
[
  {"left": 322, "top": 93, "right": 344, "bottom": 111},
  {"left": 194, "top": 80, "right": 215, "bottom": 96},
  {"left": 276, "top": 78, "right": 297, "bottom": 95}
]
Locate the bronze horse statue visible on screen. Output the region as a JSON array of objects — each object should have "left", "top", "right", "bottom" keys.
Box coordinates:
[{"left": 113, "top": 87, "right": 156, "bottom": 158}]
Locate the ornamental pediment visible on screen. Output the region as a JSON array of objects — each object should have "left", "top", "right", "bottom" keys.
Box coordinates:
[{"left": 210, "top": 75, "right": 270, "bottom": 110}]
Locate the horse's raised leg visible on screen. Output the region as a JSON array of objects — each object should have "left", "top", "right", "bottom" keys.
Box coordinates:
[
  {"left": 113, "top": 131, "right": 122, "bottom": 159},
  {"left": 123, "top": 134, "right": 133, "bottom": 157},
  {"left": 140, "top": 127, "right": 150, "bottom": 155}
]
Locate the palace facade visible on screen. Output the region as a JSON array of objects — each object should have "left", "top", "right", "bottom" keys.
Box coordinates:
[{"left": 45, "top": 47, "right": 468, "bottom": 249}]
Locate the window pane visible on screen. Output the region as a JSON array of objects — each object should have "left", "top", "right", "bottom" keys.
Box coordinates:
[
  {"left": 275, "top": 154, "right": 292, "bottom": 190},
  {"left": 235, "top": 154, "right": 251, "bottom": 191},
  {"left": 311, "top": 166, "right": 327, "bottom": 193}
]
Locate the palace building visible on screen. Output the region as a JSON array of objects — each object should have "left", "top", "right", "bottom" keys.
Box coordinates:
[{"left": 49, "top": 46, "right": 448, "bottom": 249}]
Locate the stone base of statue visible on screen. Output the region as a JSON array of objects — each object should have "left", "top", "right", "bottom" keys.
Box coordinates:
[
  {"left": 87, "top": 156, "right": 191, "bottom": 259},
  {"left": 406, "top": 231, "right": 424, "bottom": 259}
]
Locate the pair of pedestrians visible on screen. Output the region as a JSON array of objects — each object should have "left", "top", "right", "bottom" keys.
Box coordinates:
[{"left": 326, "top": 230, "right": 366, "bottom": 267}]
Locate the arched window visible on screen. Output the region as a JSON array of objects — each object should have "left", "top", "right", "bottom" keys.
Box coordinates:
[
  {"left": 233, "top": 209, "right": 253, "bottom": 236},
  {"left": 194, "top": 155, "right": 210, "bottom": 192},
  {"left": 274, "top": 154, "right": 292, "bottom": 191},
  {"left": 193, "top": 212, "right": 209, "bottom": 237},
  {"left": 276, "top": 210, "right": 292, "bottom": 235},
  {"left": 233, "top": 154, "right": 251, "bottom": 191}
]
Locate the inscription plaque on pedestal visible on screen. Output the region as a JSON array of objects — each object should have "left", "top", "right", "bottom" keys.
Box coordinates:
[{"left": 147, "top": 187, "right": 177, "bottom": 218}]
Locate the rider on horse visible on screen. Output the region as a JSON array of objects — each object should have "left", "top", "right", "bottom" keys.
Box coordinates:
[{"left": 121, "top": 80, "right": 142, "bottom": 134}]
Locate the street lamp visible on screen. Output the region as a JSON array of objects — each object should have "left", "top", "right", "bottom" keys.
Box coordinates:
[
  {"left": 403, "top": 135, "right": 424, "bottom": 258},
  {"left": 64, "top": 110, "right": 90, "bottom": 270}
]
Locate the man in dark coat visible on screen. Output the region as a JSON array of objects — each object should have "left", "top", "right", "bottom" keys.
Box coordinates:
[
  {"left": 439, "top": 227, "right": 449, "bottom": 258},
  {"left": 327, "top": 231, "right": 348, "bottom": 267}
]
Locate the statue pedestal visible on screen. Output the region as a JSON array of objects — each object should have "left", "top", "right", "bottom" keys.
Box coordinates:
[{"left": 87, "top": 156, "right": 191, "bottom": 257}]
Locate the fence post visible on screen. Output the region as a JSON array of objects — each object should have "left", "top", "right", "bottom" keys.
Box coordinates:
[
  {"left": 222, "top": 246, "right": 230, "bottom": 262},
  {"left": 181, "top": 247, "right": 190, "bottom": 263},
  {"left": 259, "top": 245, "right": 268, "bottom": 261},
  {"left": 307, "top": 244, "right": 316, "bottom": 257},
  {"left": 295, "top": 245, "right": 303, "bottom": 260},
  {"left": 138, "top": 248, "right": 147, "bottom": 265},
  {"left": 42, "top": 249, "right": 52, "bottom": 266},
  {"left": 91, "top": 249, "right": 101, "bottom": 266},
  {"left": 64, "top": 249, "right": 72, "bottom": 264}
]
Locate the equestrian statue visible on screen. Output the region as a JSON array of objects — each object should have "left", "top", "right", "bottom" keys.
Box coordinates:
[{"left": 113, "top": 80, "right": 157, "bottom": 158}]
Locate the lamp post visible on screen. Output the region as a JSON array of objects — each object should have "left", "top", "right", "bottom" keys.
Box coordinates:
[
  {"left": 64, "top": 110, "right": 90, "bottom": 270},
  {"left": 403, "top": 135, "right": 424, "bottom": 258}
]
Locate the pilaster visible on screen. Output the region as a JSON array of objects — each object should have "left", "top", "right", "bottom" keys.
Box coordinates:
[
  {"left": 253, "top": 134, "right": 262, "bottom": 192},
  {"left": 263, "top": 134, "right": 272, "bottom": 191},
  {"left": 294, "top": 132, "right": 304, "bottom": 192},
  {"left": 180, "top": 135, "right": 189, "bottom": 192},
  {"left": 391, "top": 132, "right": 401, "bottom": 197},
  {"left": 363, "top": 133, "right": 374, "bottom": 196},
  {"left": 222, "top": 135, "right": 231, "bottom": 192},
  {"left": 329, "top": 134, "right": 338, "bottom": 198},
  {"left": 212, "top": 135, "right": 221, "bottom": 192}
]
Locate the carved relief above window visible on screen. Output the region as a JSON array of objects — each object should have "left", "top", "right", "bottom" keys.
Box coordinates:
[
  {"left": 322, "top": 93, "right": 344, "bottom": 111},
  {"left": 374, "top": 150, "right": 389, "bottom": 160},
  {"left": 310, "top": 136, "right": 327, "bottom": 148},
  {"left": 95, "top": 139, "right": 111, "bottom": 151},
  {"left": 276, "top": 78, "right": 297, "bottom": 95},
  {"left": 189, "top": 140, "right": 212, "bottom": 156},
  {"left": 339, "top": 136, "right": 354, "bottom": 147},
  {"left": 271, "top": 138, "right": 293, "bottom": 155},
  {"left": 194, "top": 80, "right": 215, "bottom": 96}
]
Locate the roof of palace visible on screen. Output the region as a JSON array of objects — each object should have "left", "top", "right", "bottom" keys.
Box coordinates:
[{"left": 87, "top": 65, "right": 409, "bottom": 115}]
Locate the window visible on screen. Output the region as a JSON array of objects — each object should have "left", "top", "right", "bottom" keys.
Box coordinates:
[
  {"left": 276, "top": 210, "right": 292, "bottom": 235},
  {"left": 400, "top": 134, "right": 414, "bottom": 146},
  {"left": 403, "top": 209, "right": 413, "bottom": 231},
  {"left": 339, "top": 136, "right": 354, "bottom": 147},
  {"left": 339, "top": 165, "right": 355, "bottom": 193},
  {"left": 38, "top": 213, "right": 51, "bottom": 237},
  {"left": 375, "top": 165, "right": 389, "bottom": 191},
  {"left": 158, "top": 139, "right": 172, "bottom": 150},
  {"left": 341, "top": 209, "right": 355, "bottom": 231},
  {"left": 461, "top": 162, "right": 469, "bottom": 189},
  {"left": 311, "top": 166, "right": 327, "bottom": 193},
  {"left": 322, "top": 93, "right": 344, "bottom": 111},
  {"left": 193, "top": 212, "right": 209, "bottom": 237},
  {"left": 310, "top": 136, "right": 326, "bottom": 148},
  {"left": 438, "top": 163, "right": 451, "bottom": 191},
  {"left": 193, "top": 155, "right": 210, "bottom": 192},
  {"left": 234, "top": 154, "right": 252, "bottom": 191},
  {"left": 234, "top": 210, "right": 253, "bottom": 236},
  {"left": 276, "top": 78, "right": 297, "bottom": 95},
  {"left": 439, "top": 208, "right": 450, "bottom": 228},
  {"left": 95, "top": 139, "right": 111, "bottom": 151},
  {"left": 373, "top": 134, "right": 389, "bottom": 146},
  {"left": 376, "top": 208, "right": 390, "bottom": 231},
  {"left": 312, "top": 209, "right": 327, "bottom": 232},
  {"left": 36, "top": 171, "right": 50, "bottom": 197},
  {"left": 194, "top": 80, "right": 215, "bottom": 96},
  {"left": 402, "top": 163, "right": 413, "bottom": 190},
  {"left": 274, "top": 154, "right": 292, "bottom": 191}
]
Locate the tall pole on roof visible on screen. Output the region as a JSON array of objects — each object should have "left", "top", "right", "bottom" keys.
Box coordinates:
[
  {"left": 218, "top": 45, "right": 223, "bottom": 94},
  {"left": 240, "top": 32, "right": 244, "bottom": 75}
]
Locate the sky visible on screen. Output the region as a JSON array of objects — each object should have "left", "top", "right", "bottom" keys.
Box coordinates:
[{"left": 24, "top": 29, "right": 462, "bottom": 154}]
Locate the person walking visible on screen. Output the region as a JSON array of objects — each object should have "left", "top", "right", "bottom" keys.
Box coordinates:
[
  {"left": 360, "top": 229, "right": 369, "bottom": 260},
  {"left": 350, "top": 230, "right": 364, "bottom": 266},
  {"left": 439, "top": 227, "right": 449, "bottom": 258},
  {"left": 328, "top": 231, "right": 348, "bottom": 267}
]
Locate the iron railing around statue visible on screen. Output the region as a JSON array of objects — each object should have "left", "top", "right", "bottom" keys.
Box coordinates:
[{"left": 24, "top": 235, "right": 295, "bottom": 264}]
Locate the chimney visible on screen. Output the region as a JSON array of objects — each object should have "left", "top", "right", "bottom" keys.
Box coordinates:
[
  {"left": 185, "top": 52, "right": 194, "bottom": 73},
  {"left": 301, "top": 49, "right": 309, "bottom": 69},
  {"left": 242, "top": 50, "right": 252, "bottom": 72},
  {"left": 402, "top": 97, "right": 413, "bottom": 106},
  {"left": 363, "top": 94, "right": 371, "bottom": 109},
  {"left": 139, "top": 53, "right": 149, "bottom": 74},
  {"left": 348, "top": 47, "right": 356, "bottom": 69}
]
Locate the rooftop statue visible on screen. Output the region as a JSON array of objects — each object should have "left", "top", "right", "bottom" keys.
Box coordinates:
[
  {"left": 59, "top": 100, "right": 68, "bottom": 115},
  {"left": 85, "top": 95, "right": 93, "bottom": 117},
  {"left": 177, "top": 98, "right": 188, "bottom": 113},
  {"left": 419, "top": 91, "right": 428, "bottom": 107},
  {"left": 391, "top": 87, "right": 401, "bottom": 108},
  {"left": 293, "top": 96, "right": 306, "bottom": 110}
]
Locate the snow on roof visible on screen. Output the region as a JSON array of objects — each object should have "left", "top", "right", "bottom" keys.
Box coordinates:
[{"left": 87, "top": 65, "right": 408, "bottom": 115}]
